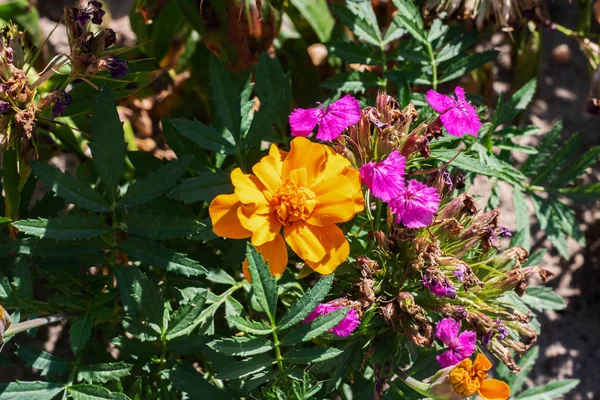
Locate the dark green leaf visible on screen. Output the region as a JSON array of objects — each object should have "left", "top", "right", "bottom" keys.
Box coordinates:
[
  {"left": 246, "top": 244, "right": 278, "bottom": 320},
  {"left": 77, "top": 362, "right": 133, "bottom": 384},
  {"left": 521, "top": 286, "right": 566, "bottom": 312},
  {"left": 326, "top": 41, "right": 384, "bottom": 65},
  {"left": 507, "top": 347, "right": 538, "bottom": 393},
  {"left": 493, "top": 79, "right": 537, "bottom": 126},
  {"left": 30, "top": 161, "right": 110, "bottom": 212},
  {"left": 283, "top": 347, "right": 342, "bottom": 364},
  {"left": 227, "top": 316, "right": 272, "bottom": 335},
  {"left": 117, "top": 155, "right": 192, "bottom": 209},
  {"left": 68, "top": 384, "right": 131, "bottom": 400},
  {"left": 245, "top": 92, "right": 284, "bottom": 145},
  {"left": 118, "top": 237, "right": 207, "bottom": 277},
  {"left": 114, "top": 267, "right": 164, "bottom": 326},
  {"left": 281, "top": 308, "right": 349, "bottom": 345},
  {"left": 289, "top": 0, "right": 334, "bottom": 42},
  {"left": 12, "top": 216, "right": 110, "bottom": 240},
  {"left": 120, "top": 214, "right": 207, "bottom": 240},
  {"left": 16, "top": 346, "right": 70, "bottom": 376},
  {"left": 439, "top": 50, "right": 499, "bottom": 83},
  {"left": 320, "top": 70, "right": 383, "bottom": 93},
  {"left": 208, "top": 337, "right": 273, "bottom": 356},
  {"left": 558, "top": 183, "right": 600, "bottom": 202},
  {"left": 331, "top": 3, "right": 382, "bottom": 47},
  {"left": 514, "top": 379, "right": 579, "bottom": 400},
  {"left": 0, "top": 381, "right": 65, "bottom": 400},
  {"left": 390, "top": 0, "right": 427, "bottom": 44},
  {"left": 209, "top": 55, "right": 242, "bottom": 140},
  {"left": 70, "top": 315, "right": 93, "bottom": 355},
  {"left": 168, "top": 119, "right": 235, "bottom": 154},
  {"left": 166, "top": 292, "right": 208, "bottom": 339},
  {"left": 90, "top": 86, "right": 126, "bottom": 201},
  {"left": 510, "top": 189, "right": 531, "bottom": 250},
  {"left": 278, "top": 275, "right": 333, "bottom": 330},
  {"left": 554, "top": 146, "right": 600, "bottom": 183},
  {"left": 533, "top": 132, "right": 580, "bottom": 185},
  {"left": 164, "top": 364, "right": 233, "bottom": 400},
  {"left": 214, "top": 355, "right": 275, "bottom": 380},
  {"left": 168, "top": 170, "right": 232, "bottom": 204}
]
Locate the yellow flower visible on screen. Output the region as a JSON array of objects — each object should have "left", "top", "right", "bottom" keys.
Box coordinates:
[
  {"left": 449, "top": 354, "right": 510, "bottom": 400},
  {"left": 209, "top": 137, "right": 364, "bottom": 277}
]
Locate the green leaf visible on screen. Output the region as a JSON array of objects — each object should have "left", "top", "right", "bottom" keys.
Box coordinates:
[
  {"left": 320, "top": 70, "right": 383, "bottom": 93},
  {"left": 331, "top": 3, "right": 382, "bottom": 47},
  {"left": 206, "top": 269, "right": 236, "bottom": 285},
  {"left": 254, "top": 53, "right": 291, "bottom": 132},
  {"left": 69, "top": 384, "right": 131, "bottom": 400},
  {"left": 214, "top": 355, "right": 275, "bottom": 380},
  {"left": 166, "top": 292, "right": 208, "bottom": 339},
  {"left": 0, "top": 381, "right": 66, "bottom": 400},
  {"left": 439, "top": 50, "right": 499, "bottom": 83},
  {"left": 117, "top": 156, "right": 192, "bottom": 209},
  {"left": 558, "top": 183, "right": 600, "bottom": 202},
  {"left": 521, "top": 286, "right": 566, "bottom": 312},
  {"left": 77, "top": 362, "right": 132, "bottom": 384},
  {"left": 12, "top": 256, "right": 32, "bottom": 301},
  {"left": 30, "top": 161, "right": 110, "bottom": 212},
  {"left": 430, "top": 149, "right": 496, "bottom": 177},
  {"left": 278, "top": 275, "right": 334, "bottom": 331},
  {"left": 16, "top": 346, "right": 70, "bottom": 376},
  {"left": 493, "top": 79, "right": 537, "bottom": 126},
  {"left": 168, "top": 170, "right": 232, "bottom": 204},
  {"left": 12, "top": 216, "right": 110, "bottom": 240},
  {"left": 283, "top": 347, "right": 342, "bottom": 364},
  {"left": 514, "top": 379, "right": 579, "bottom": 400},
  {"left": 70, "top": 315, "right": 93, "bottom": 355},
  {"left": 532, "top": 132, "right": 580, "bottom": 185},
  {"left": 227, "top": 316, "right": 272, "bottom": 335},
  {"left": 246, "top": 244, "right": 278, "bottom": 320},
  {"left": 164, "top": 364, "right": 232, "bottom": 400},
  {"left": 390, "top": 0, "right": 427, "bottom": 44},
  {"left": 208, "top": 337, "right": 273, "bottom": 356},
  {"left": 290, "top": 0, "right": 334, "bottom": 42},
  {"left": 510, "top": 189, "right": 531, "bottom": 250},
  {"left": 326, "top": 41, "right": 384, "bottom": 65},
  {"left": 281, "top": 308, "right": 349, "bottom": 345},
  {"left": 114, "top": 267, "right": 164, "bottom": 326},
  {"left": 383, "top": 15, "right": 407, "bottom": 45},
  {"left": 508, "top": 347, "right": 538, "bottom": 393},
  {"left": 89, "top": 86, "right": 126, "bottom": 201},
  {"left": 209, "top": 55, "right": 242, "bottom": 140},
  {"left": 0, "top": 217, "right": 10, "bottom": 224},
  {"left": 167, "top": 119, "right": 235, "bottom": 154},
  {"left": 554, "top": 146, "right": 600, "bottom": 183},
  {"left": 120, "top": 214, "right": 207, "bottom": 240},
  {"left": 118, "top": 237, "right": 207, "bottom": 277},
  {"left": 245, "top": 92, "right": 284, "bottom": 145}
]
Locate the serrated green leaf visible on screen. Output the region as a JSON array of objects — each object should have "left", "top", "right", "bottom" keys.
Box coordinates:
[
  {"left": 164, "top": 364, "right": 232, "bottom": 400},
  {"left": 120, "top": 214, "right": 207, "bottom": 240},
  {"left": 168, "top": 170, "right": 232, "bottom": 204},
  {"left": 12, "top": 256, "right": 32, "bottom": 301},
  {"left": 331, "top": 3, "right": 382, "bottom": 47},
  {"left": 514, "top": 379, "right": 579, "bottom": 400},
  {"left": 281, "top": 308, "right": 349, "bottom": 345},
  {"left": 390, "top": 0, "right": 427, "bottom": 44},
  {"left": 30, "top": 161, "right": 110, "bottom": 212},
  {"left": 166, "top": 292, "right": 208, "bottom": 339},
  {"left": 16, "top": 346, "right": 70, "bottom": 376},
  {"left": 326, "top": 41, "right": 384, "bottom": 65},
  {"left": 290, "top": 0, "right": 334, "bottom": 42},
  {"left": 558, "top": 183, "right": 600, "bottom": 202},
  {"left": 283, "top": 347, "right": 342, "bottom": 364},
  {"left": 209, "top": 55, "right": 242, "bottom": 140},
  {"left": 70, "top": 315, "right": 93, "bottom": 355},
  {"left": 8, "top": 238, "right": 107, "bottom": 257},
  {"left": 12, "top": 216, "right": 110, "bottom": 240},
  {"left": 278, "top": 275, "right": 333, "bottom": 331},
  {"left": 508, "top": 347, "right": 539, "bottom": 393},
  {"left": 0, "top": 217, "right": 10, "bottom": 224},
  {"left": 118, "top": 237, "right": 207, "bottom": 277},
  {"left": 167, "top": 118, "right": 235, "bottom": 154},
  {"left": 0, "top": 381, "right": 66, "bottom": 400},
  {"left": 430, "top": 149, "right": 496, "bottom": 176},
  {"left": 521, "top": 286, "right": 566, "bottom": 312},
  {"left": 77, "top": 362, "right": 132, "bottom": 384},
  {"left": 214, "top": 355, "right": 275, "bottom": 380},
  {"left": 69, "top": 384, "right": 131, "bottom": 400},
  {"left": 245, "top": 91, "right": 284, "bottom": 145},
  {"left": 117, "top": 156, "right": 192, "bottom": 209},
  {"left": 533, "top": 132, "right": 580, "bottom": 185},
  {"left": 114, "top": 266, "right": 164, "bottom": 326},
  {"left": 320, "top": 70, "right": 383, "bottom": 93},
  {"left": 439, "top": 50, "right": 499, "bottom": 83},
  {"left": 495, "top": 140, "right": 539, "bottom": 154},
  {"left": 554, "top": 146, "right": 600, "bottom": 183},
  {"left": 90, "top": 86, "right": 126, "bottom": 201},
  {"left": 208, "top": 337, "right": 273, "bottom": 356},
  {"left": 227, "top": 316, "right": 272, "bottom": 335},
  {"left": 510, "top": 189, "right": 531, "bottom": 250},
  {"left": 206, "top": 269, "right": 236, "bottom": 285},
  {"left": 383, "top": 15, "right": 407, "bottom": 44},
  {"left": 493, "top": 79, "right": 537, "bottom": 126},
  {"left": 246, "top": 244, "right": 278, "bottom": 320}
]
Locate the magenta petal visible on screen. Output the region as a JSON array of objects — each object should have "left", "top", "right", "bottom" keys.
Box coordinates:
[
  {"left": 391, "top": 180, "right": 440, "bottom": 228},
  {"left": 426, "top": 89, "right": 454, "bottom": 113},
  {"left": 440, "top": 103, "right": 482, "bottom": 137},
  {"left": 330, "top": 308, "right": 360, "bottom": 337},
  {"left": 289, "top": 107, "right": 321, "bottom": 137},
  {"left": 436, "top": 349, "right": 464, "bottom": 368},
  {"left": 455, "top": 330, "right": 477, "bottom": 358},
  {"left": 316, "top": 94, "right": 361, "bottom": 141},
  {"left": 454, "top": 86, "right": 466, "bottom": 101},
  {"left": 435, "top": 318, "right": 460, "bottom": 344},
  {"left": 360, "top": 151, "right": 406, "bottom": 202}
]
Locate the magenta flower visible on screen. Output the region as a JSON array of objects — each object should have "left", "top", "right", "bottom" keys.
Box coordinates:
[
  {"left": 435, "top": 318, "right": 477, "bottom": 368},
  {"left": 389, "top": 180, "right": 440, "bottom": 228},
  {"left": 289, "top": 94, "right": 361, "bottom": 141},
  {"left": 303, "top": 302, "right": 360, "bottom": 337},
  {"left": 423, "top": 270, "right": 457, "bottom": 299},
  {"left": 426, "top": 87, "right": 482, "bottom": 137},
  {"left": 360, "top": 151, "right": 406, "bottom": 201}
]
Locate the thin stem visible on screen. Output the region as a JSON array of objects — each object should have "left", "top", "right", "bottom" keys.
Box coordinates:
[
  {"left": 3, "top": 313, "right": 67, "bottom": 338},
  {"left": 25, "top": 17, "right": 64, "bottom": 75},
  {"left": 373, "top": 199, "right": 383, "bottom": 232},
  {"left": 426, "top": 42, "right": 438, "bottom": 90},
  {"left": 270, "top": 320, "right": 284, "bottom": 374}
]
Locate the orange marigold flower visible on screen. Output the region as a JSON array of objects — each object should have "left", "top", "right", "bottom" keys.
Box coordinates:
[
  {"left": 449, "top": 353, "right": 511, "bottom": 400},
  {"left": 209, "top": 137, "right": 364, "bottom": 277}
]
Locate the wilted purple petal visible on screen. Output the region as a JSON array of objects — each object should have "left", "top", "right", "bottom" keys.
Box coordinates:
[{"left": 0, "top": 100, "right": 10, "bottom": 114}]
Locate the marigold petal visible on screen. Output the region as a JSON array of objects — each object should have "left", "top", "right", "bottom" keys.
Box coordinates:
[
  {"left": 209, "top": 194, "right": 251, "bottom": 239},
  {"left": 252, "top": 155, "right": 283, "bottom": 194},
  {"left": 284, "top": 222, "right": 328, "bottom": 263},
  {"left": 237, "top": 204, "right": 281, "bottom": 246},
  {"left": 319, "top": 146, "right": 364, "bottom": 212},
  {"left": 307, "top": 175, "right": 356, "bottom": 226},
  {"left": 288, "top": 167, "right": 309, "bottom": 188},
  {"left": 269, "top": 144, "right": 287, "bottom": 167},
  {"left": 473, "top": 353, "right": 493, "bottom": 372},
  {"left": 478, "top": 379, "right": 511, "bottom": 400},
  {"left": 231, "top": 168, "right": 269, "bottom": 210},
  {"left": 281, "top": 137, "right": 326, "bottom": 186},
  {"left": 303, "top": 224, "right": 350, "bottom": 275},
  {"left": 243, "top": 234, "right": 288, "bottom": 280}
]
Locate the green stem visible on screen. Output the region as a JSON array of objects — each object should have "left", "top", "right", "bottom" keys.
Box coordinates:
[
  {"left": 63, "top": 352, "right": 82, "bottom": 400},
  {"left": 395, "top": 369, "right": 431, "bottom": 397},
  {"left": 426, "top": 42, "right": 438, "bottom": 90},
  {"left": 373, "top": 199, "right": 383, "bottom": 232},
  {"left": 3, "top": 313, "right": 67, "bottom": 338},
  {"left": 270, "top": 319, "right": 284, "bottom": 374}
]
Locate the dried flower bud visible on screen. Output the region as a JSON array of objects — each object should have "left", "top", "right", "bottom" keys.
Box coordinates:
[
  {"left": 99, "top": 57, "right": 128, "bottom": 78},
  {"left": 437, "top": 194, "right": 477, "bottom": 220},
  {"left": 357, "top": 256, "right": 379, "bottom": 278},
  {"left": 0, "top": 305, "right": 10, "bottom": 343}
]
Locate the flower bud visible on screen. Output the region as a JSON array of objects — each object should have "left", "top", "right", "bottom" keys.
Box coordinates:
[
  {"left": 437, "top": 194, "right": 477, "bottom": 220},
  {"left": 0, "top": 305, "right": 11, "bottom": 343}
]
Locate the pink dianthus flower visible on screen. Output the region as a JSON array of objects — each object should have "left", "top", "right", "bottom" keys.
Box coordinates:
[
  {"left": 303, "top": 302, "right": 360, "bottom": 337},
  {"left": 289, "top": 95, "right": 361, "bottom": 141},
  {"left": 426, "top": 86, "right": 482, "bottom": 137},
  {"left": 435, "top": 318, "right": 477, "bottom": 368},
  {"left": 389, "top": 180, "right": 440, "bottom": 228},
  {"left": 360, "top": 151, "right": 406, "bottom": 202}
]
